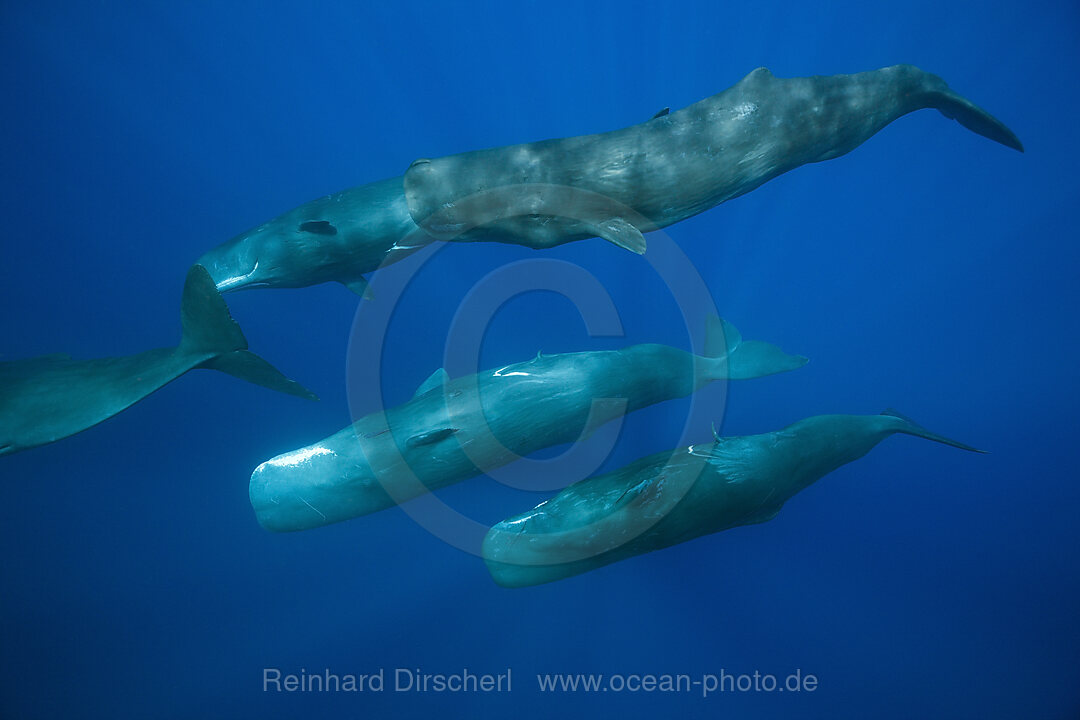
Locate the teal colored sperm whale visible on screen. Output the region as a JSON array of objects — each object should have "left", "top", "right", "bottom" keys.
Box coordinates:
[
  {"left": 198, "top": 65, "right": 1020, "bottom": 294},
  {"left": 482, "top": 411, "right": 984, "bottom": 588},
  {"left": 0, "top": 265, "right": 316, "bottom": 456},
  {"left": 198, "top": 176, "right": 428, "bottom": 298},
  {"left": 249, "top": 316, "right": 806, "bottom": 532}
]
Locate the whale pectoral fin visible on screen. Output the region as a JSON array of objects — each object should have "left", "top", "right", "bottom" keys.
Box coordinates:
[
  {"left": 406, "top": 427, "right": 458, "bottom": 449},
  {"left": 342, "top": 275, "right": 374, "bottom": 300},
  {"left": 413, "top": 368, "right": 449, "bottom": 398},
  {"left": 650, "top": 107, "right": 670, "bottom": 120},
  {"left": 585, "top": 217, "right": 646, "bottom": 255},
  {"left": 745, "top": 505, "right": 783, "bottom": 525}
]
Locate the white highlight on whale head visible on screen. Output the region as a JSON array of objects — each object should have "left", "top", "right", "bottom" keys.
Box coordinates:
[
  {"left": 493, "top": 365, "right": 531, "bottom": 377},
  {"left": 264, "top": 445, "right": 335, "bottom": 468}
]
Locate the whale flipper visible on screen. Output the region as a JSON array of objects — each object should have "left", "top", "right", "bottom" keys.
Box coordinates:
[
  {"left": 342, "top": 275, "right": 374, "bottom": 299},
  {"left": 880, "top": 408, "right": 986, "bottom": 453},
  {"left": 182, "top": 264, "right": 316, "bottom": 399},
  {"left": 582, "top": 217, "right": 646, "bottom": 255}
]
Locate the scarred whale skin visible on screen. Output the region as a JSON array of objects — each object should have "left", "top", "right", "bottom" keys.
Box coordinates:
[
  {"left": 483, "top": 411, "right": 984, "bottom": 588},
  {"left": 0, "top": 266, "right": 315, "bottom": 457},
  {"left": 249, "top": 316, "right": 806, "bottom": 532},
  {"left": 406, "top": 65, "right": 1023, "bottom": 254},
  {"left": 197, "top": 176, "right": 430, "bottom": 297}
]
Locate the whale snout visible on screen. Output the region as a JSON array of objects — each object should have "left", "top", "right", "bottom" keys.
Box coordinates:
[
  {"left": 197, "top": 238, "right": 266, "bottom": 292},
  {"left": 248, "top": 446, "right": 346, "bottom": 531},
  {"left": 210, "top": 259, "right": 265, "bottom": 292}
]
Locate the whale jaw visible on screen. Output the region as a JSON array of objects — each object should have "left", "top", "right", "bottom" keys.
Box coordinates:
[
  {"left": 212, "top": 262, "right": 270, "bottom": 292},
  {"left": 197, "top": 247, "right": 268, "bottom": 293}
]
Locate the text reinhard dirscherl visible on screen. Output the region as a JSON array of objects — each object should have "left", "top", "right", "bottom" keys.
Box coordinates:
[
  {"left": 262, "top": 668, "right": 819, "bottom": 697},
  {"left": 263, "top": 668, "right": 512, "bottom": 693}
]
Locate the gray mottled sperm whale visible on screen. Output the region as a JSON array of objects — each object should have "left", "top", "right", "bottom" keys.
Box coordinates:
[
  {"left": 0, "top": 265, "right": 316, "bottom": 456},
  {"left": 406, "top": 64, "right": 1023, "bottom": 254},
  {"left": 198, "top": 65, "right": 1020, "bottom": 293},
  {"left": 250, "top": 316, "right": 806, "bottom": 532},
  {"left": 482, "top": 411, "right": 984, "bottom": 588},
  {"left": 197, "top": 176, "right": 430, "bottom": 297}
]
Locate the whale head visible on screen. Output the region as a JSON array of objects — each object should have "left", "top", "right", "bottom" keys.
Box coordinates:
[
  {"left": 198, "top": 231, "right": 268, "bottom": 292},
  {"left": 198, "top": 211, "right": 309, "bottom": 292},
  {"left": 197, "top": 211, "right": 336, "bottom": 292},
  {"left": 196, "top": 177, "right": 428, "bottom": 295},
  {"left": 249, "top": 440, "right": 388, "bottom": 532}
]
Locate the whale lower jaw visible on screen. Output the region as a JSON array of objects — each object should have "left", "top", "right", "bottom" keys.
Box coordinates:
[
  {"left": 212, "top": 260, "right": 265, "bottom": 292},
  {"left": 216, "top": 279, "right": 272, "bottom": 292}
]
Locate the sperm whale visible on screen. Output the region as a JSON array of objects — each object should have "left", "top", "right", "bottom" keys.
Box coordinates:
[
  {"left": 482, "top": 411, "right": 984, "bottom": 588},
  {"left": 406, "top": 64, "right": 1022, "bottom": 253},
  {"left": 249, "top": 316, "right": 806, "bottom": 531}
]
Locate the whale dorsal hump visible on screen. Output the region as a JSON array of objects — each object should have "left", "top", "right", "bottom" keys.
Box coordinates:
[
  {"left": 413, "top": 367, "right": 449, "bottom": 398},
  {"left": 650, "top": 107, "right": 670, "bottom": 120}
]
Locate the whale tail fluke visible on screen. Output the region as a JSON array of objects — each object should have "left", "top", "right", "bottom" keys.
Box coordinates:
[
  {"left": 921, "top": 77, "right": 1024, "bottom": 152},
  {"left": 200, "top": 351, "right": 318, "bottom": 400},
  {"left": 179, "top": 264, "right": 318, "bottom": 400},
  {"left": 179, "top": 264, "right": 248, "bottom": 357},
  {"left": 881, "top": 408, "right": 986, "bottom": 453},
  {"left": 704, "top": 315, "right": 809, "bottom": 380}
]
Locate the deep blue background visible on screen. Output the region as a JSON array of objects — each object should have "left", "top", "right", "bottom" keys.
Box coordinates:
[{"left": 1, "top": 1, "right": 1077, "bottom": 718}]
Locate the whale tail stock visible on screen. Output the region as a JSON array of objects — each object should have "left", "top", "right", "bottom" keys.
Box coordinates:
[
  {"left": 703, "top": 315, "right": 808, "bottom": 380},
  {"left": 880, "top": 408, "right": 986, "bottom": 453},
  {"left": 913, "top": 69, "right": 1024, "bottom": 152},
  {"left": 178, "top": 264, "right": 318, "bottom": 400}
]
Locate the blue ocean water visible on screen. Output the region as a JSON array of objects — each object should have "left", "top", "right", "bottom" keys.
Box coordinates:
[{"left": 1, "top": 1, "right": 1077, "bottom": 718}]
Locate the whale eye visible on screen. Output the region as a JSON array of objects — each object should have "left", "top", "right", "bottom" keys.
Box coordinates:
[{"left": 299, "top": 220, "right": 338, "bottom": 235}]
